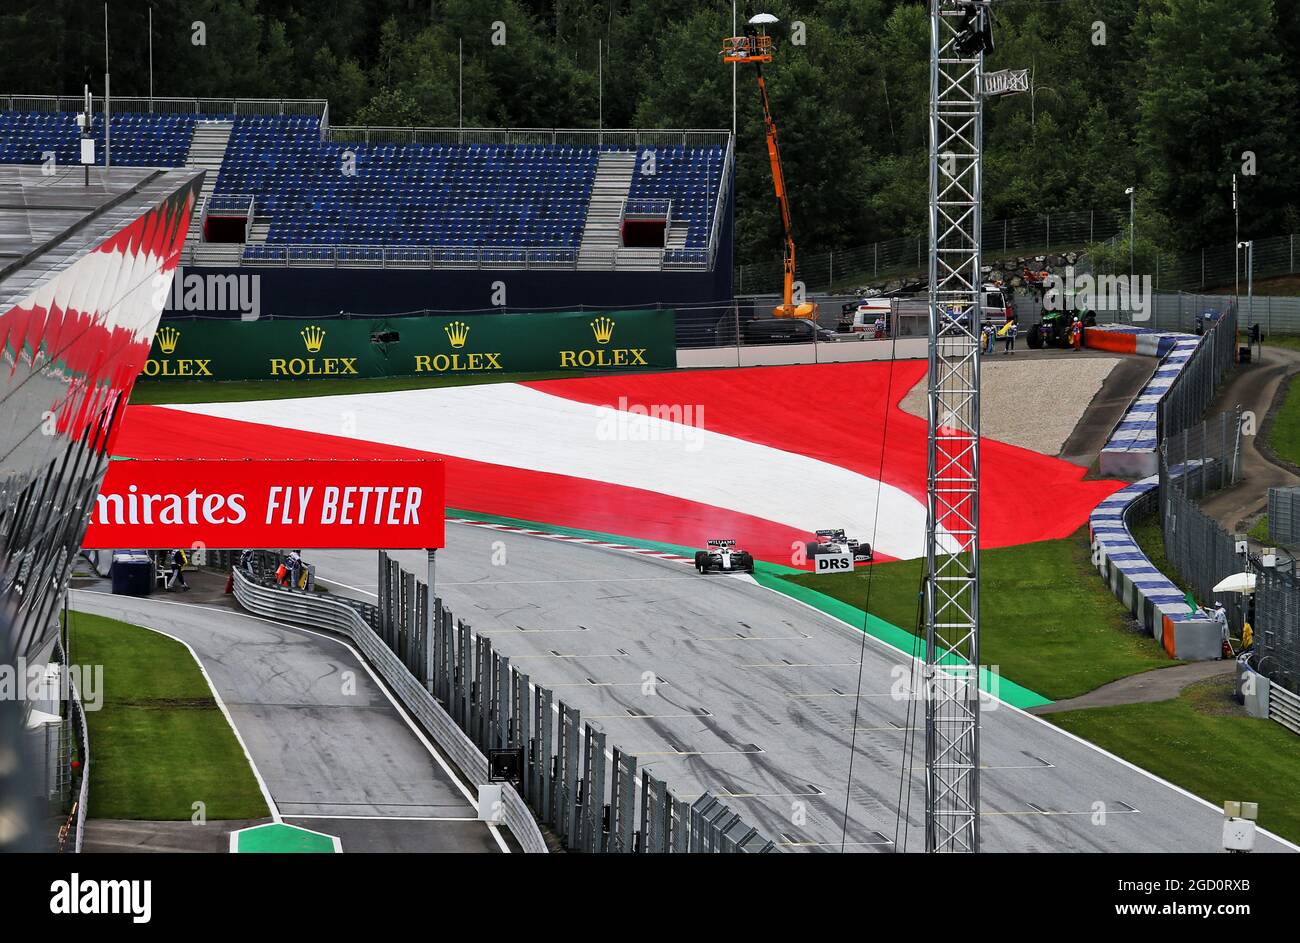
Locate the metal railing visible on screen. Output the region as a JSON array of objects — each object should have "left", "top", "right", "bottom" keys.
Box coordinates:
[
  {"left": 1159, "top": 303, "right": 1238, "bottom": 444},
  {"left": 230, "top": 567, "right": 549, "bottom": 852},
  {"left": 51, "top": 636, "right": 90, "bottom": 854},
  {"left": 1159, "top": 411, "right": 1248, "bottom": 625},
  {"left": 1268, "top": 675, "right": 1300, "bottom": 734},
  {"left": 1156, "top": 411, "right": 1300, "bottom": 700},
  {"left": 370, "top": 552, "right": 775, "bottom": 853},
  {"left": 622, "top": 198, "right": 672, "bottom": 218},
  {"left": 1268, "top": 487, "right": 1300, "bottom": 547},
  {"left": 325, "top": 126, "right": 730, "bottom": 148},
  {"left": 736, "top": 207, "right": 1127, "bottom": 293},
  {"left": 706, "top": 133, "right": 735, "bottom": 272},
  {"left": 1, "top": 94, "right": 328, "bottom": 118},
  {"left": 231, "top": 242, "right": 711, "bottom": 271}
]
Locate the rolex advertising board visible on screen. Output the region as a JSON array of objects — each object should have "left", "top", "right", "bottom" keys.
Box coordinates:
[{"left": 140, "top": 309, "right": 677, "bottom": 382}]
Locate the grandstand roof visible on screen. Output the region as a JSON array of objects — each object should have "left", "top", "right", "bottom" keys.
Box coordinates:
[{"left": 0, "top": 163, "right": 203, "bottom": 311}]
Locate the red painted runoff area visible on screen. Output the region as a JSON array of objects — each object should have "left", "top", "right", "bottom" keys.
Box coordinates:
[{"left": 114, "top": 364, "right": 1123, "bottom": 564}]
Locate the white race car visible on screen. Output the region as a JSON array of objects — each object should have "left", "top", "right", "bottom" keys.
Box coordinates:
[{"left": 694, "top": 539, "right": 756, "bottom": 574}]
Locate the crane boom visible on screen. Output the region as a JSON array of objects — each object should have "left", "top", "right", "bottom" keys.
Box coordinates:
[
  {"left": 754, "top": 66, "right": 804, "bottom": 317},
  {"left": 723, "top": 28, "right": 818, "bottom": 321}
]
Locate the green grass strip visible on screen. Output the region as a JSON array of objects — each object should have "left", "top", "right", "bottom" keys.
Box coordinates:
[
  {"left": 1049, "top": 676, "right": 1300, "bottom": 846},
  {"left": 67, "top": 611, "right": 270, "bottom": 821}
]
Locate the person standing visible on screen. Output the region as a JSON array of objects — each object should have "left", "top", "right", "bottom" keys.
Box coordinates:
[
  {"left": 166, "top": 548, "right": 189, "bottom": 592},
  {"left": 285, "top": 550, "right": 304, "bottom": 590},
  {"left": 1001, "top": 315, "right": 1018, "bottom": 354}
]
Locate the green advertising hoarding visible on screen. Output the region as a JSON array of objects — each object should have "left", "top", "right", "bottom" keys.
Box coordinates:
[{"left": 140, "top": 309, "right": 677, "bottom": 382}]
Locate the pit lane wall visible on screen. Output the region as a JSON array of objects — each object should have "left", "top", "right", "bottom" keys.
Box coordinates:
[
  {"left": 1088, "top": 476, "right": 1221, "bottom": 661},
  {"left": 139, "top": 309, "right": 676, "bottom": 381}
]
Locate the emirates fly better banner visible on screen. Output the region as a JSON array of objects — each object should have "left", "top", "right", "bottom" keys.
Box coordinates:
[{"left": 83, "top": 459, "right": 444, "bottom": 549}]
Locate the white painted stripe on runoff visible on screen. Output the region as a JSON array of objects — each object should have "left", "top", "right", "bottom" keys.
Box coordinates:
[{"left": 165, "top": 384, "right": 941, "bottom": 559}]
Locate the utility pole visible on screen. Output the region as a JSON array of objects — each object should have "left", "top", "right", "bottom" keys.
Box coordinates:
[
  {"left": 1238, "top": 240, "right": 1254, "bottom": 335},
  {"left": 104, "top": 3, "right": 111, "bottom": 169},
  {"left": 924, "top": 0, "right": 987, "bottom": 853},
  {"left": 1125, "top": 186, "right": 1136, "bottom": 286},
  {"left": 1233, "top": 174, "right": 1240, "bottom": 310},
  {"left": 732, "top": 0, "right": 738, "bottom": 136}
]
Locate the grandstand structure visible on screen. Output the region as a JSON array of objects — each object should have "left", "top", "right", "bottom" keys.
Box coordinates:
[{"left": 0, "top": 96, "right": 735, "bottom": 317}]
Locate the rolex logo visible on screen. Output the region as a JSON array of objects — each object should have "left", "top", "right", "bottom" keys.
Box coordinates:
[
  {"left": 156, "top": 325, "right": 180, "bottom": 354},
  {"left": 445, "top": 320, "right": 470, "bottom": 349},
  {"left": 301, "top": 325, "right": 326, "bottom": 353},
  {"left": 591, "top": 316, "right": 615, "bottom": 345}
]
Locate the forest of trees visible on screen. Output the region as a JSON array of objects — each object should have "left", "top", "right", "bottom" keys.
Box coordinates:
[{"left": 2, "top": 0, "right": 1297, "bottom": 268}]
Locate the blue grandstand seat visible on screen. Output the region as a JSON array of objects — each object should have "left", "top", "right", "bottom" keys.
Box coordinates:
[
  {"left": 0, "top": 108, "right": 726, "bottom": 253},
  {"left": 0, "top": 110, "right": 196, "bottom": 168}
]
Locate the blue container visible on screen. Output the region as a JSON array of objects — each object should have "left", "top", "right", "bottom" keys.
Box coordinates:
[{"left": 110, "top": 551, "right": 154, "bottom": 596}]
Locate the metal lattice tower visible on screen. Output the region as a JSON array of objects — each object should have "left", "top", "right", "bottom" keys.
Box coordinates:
[{"left": 924, "top": 0, "right": 983, "bottom": 853}]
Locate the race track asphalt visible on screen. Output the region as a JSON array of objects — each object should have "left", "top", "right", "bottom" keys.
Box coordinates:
[
  {"left": 70, "top": 588, "right": 504, "bottom": 853},
  {"left": 309, "top": 525, "right": 1296, "bottom": 853}
]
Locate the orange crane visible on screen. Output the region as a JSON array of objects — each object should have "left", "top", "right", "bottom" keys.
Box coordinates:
[{"left": 723, "top": 17, "right": 818, "bottom": 320}]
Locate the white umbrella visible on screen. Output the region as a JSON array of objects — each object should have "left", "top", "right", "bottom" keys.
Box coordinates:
[
  {"left": 749, "top": 13, "right": 780, "bottom": 25},
  {"left": 1212, "top": 572, "right": 1256, "bottom": 594}
]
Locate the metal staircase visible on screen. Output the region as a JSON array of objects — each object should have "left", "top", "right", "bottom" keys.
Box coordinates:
[
  {"left": 182, "top": 120, "right": 233, "bottom": 253},
  {"left": 577, "top": 151, "right": 636, "bottom": 269}
]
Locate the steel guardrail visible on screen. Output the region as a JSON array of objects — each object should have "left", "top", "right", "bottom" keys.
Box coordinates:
[{"left": 231, "top": 569, "right": 548, "bottom": 853}]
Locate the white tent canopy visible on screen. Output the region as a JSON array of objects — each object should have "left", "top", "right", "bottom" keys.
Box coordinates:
[{"left": 1213, "top": 572, "right": 1256, "bottom": 594}]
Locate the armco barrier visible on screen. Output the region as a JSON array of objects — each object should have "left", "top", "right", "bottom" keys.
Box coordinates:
[
  {"left": 230, "top": 569, "right": 549, "bottom": 853},
  {"left": 1090, "top": 325, "right": 1202, "bottom": 478},
  {"left": 1240, "top": 662, "right": 1300, "bottom": 736},
  {"left": 1088, "top": 476, "right": 1221, "bottom": 660}
]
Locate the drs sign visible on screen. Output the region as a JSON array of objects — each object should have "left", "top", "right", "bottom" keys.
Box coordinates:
[
  {"left": 83, "top": 459, "right": 444, "bottom": 550},
  {"left": 813, "top": 550, "right": 854, "bottom": 574}
]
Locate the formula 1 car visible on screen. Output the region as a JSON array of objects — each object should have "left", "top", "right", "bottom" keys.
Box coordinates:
[
  {"left": 805, "top": 529, "right": 873, "bottom": 564},
  {"left": 694, "top": 539, "right": 756, "bottom": 574}
]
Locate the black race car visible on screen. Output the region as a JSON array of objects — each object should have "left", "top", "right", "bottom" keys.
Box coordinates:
[
  {"left": 694, "top": 539, "right": 756, "bottom": 573},
  {"left": 805, "top": 529, "right": 873, "bottom": 564}
]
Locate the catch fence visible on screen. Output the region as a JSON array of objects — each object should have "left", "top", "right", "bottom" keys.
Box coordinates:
[
  {"left": 370, "top": 551, "right": 777, "bottom": 853},
  {"left": 737, "top": 208, "right": 1126, "bottom": 294},
  {"left": 1267, "top": 487, "right": 1300, "bottom": 548},
  {"left": 1158, "top": 302, "right": 1238, "bottom": 445},
  {"left": 1158, "top": 411, "right": 1300, "bottom": 695}
]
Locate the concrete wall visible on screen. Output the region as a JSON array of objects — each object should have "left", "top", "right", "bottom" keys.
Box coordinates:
[
  {"left": 1089, "top": 476, "right": 1221, "bottom": 661},
  {"left": 678, "top": 337, "right": 927, "bottom": 369}
]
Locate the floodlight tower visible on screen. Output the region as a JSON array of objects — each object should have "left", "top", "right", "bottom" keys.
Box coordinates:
[{"left": 924, "top": 0, "right": 991, "bottom": 854}]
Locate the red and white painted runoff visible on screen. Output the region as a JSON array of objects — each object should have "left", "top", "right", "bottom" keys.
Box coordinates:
[{"left": 114, "top": 363, "right": 1124, "bottom": 565}]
